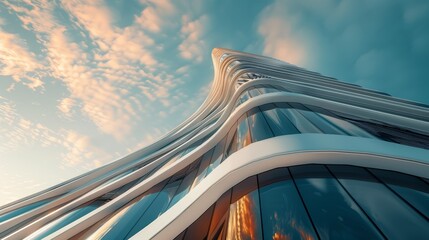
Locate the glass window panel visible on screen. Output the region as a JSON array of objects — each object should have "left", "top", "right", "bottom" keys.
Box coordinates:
[
  {"left": 346, "top": 119, "right": 429, "bottom": 150},
  {"left": 158, "top": 151, "right": 186, "bottom": 172},
  {"left": 125, "top": 179, "right": 182, "bottom": 238},
  {"left": 258, "top": 85, "right": 279, "bottom": 93},
  {"left": 225, "top": 120, "right": 239, "bottom": 158},
  {"left": 190, "top": 149, "right": 214, "bottom": 190},
  {"left": 273, "top": 85, "right": 288, "bottom": 92},
  {"left": 328, "top": 165, "right": 429, "bottom": 239},
  {"left": 235, "top": 91, "right": 251, "bottom": 108},
  {"left": 227, "top": 176, "right": 263, "bottom": 240},
  {"left": 183, "top": 205, "right": 215, "bottom": 240},
  {"left": 236, "top": 113, "right": 252, "bottom": 150},
  {"left": 369, "top": 168, "right": 429, "bottom": 219},
  {"left": 231, "top": 176, "right": 259, "bottom": 208},
  {"left": 275, "top": 103, "right": 322, "bottom": 133},
  {"left": 290, "top": 165, "right": 383, "bottom": 240},
  {"left": 259, "top": 103, "right": 299, "bottom": 136},
  {"left": 234, "top": 99, "right": 241, "bottom": 109},
  {"left": 207, "top": 137, "right": 228, "bottom": 175},
  {"left": 27, "top": 201, "right": 104, "bottom": 239},
  {"left": 258, "top": 168, "right": 318, "bottom": 240},
  {"left": 246, "top": 107, "right": 274, "bottom": 142},
  {"left": 248, "top": 87, "right": 261, "bottom": 98},
  {"left": 288, "top": 102, "right": 345, "bottom": 135},
  {"left": 208, "top": 189, "right": 232, "bottom": 239},
  {"left": 305, "top": 105, "right": 374, "bottom": 138},
  {"left": 174, "top": 230, "right": 186, "bottom": 240},
  {"left": 0, "top": 198, "right": 52, "bottom": 222},
  {"left": 95, "top": 180, "right": 168, "bottom": 239},
  {"left": 226, "top": 131, "right": 238, "bottom": 157},
  {"left": 168, "top": 167, "right": 199, "bottom": 209}
]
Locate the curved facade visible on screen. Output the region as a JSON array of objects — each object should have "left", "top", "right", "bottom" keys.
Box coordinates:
[{"left": 1, "top": 48, "right": 428, "bottom": 239}]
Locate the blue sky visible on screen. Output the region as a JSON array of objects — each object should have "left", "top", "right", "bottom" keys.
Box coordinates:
[{"left": 0, "top": 0, "right": 428, "bottom": 205}]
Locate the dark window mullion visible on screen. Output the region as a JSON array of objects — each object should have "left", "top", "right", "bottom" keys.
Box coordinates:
[
  {"left": 325, "top": 166, "right": 388, "bottom": 239},
  {"left": 255, "top": 175, "right": 266, "bottom": 240},
  {"left": 257, "top": 106, "right": 275, "bottom": 138},
  {"left": 366, "top": 168, "right": 429, "bottom": 221},
  {"left": 287, "top": 167, "right": 321, "bottom": 240}
]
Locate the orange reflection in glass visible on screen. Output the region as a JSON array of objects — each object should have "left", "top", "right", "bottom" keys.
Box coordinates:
[
  {"left": 227, "top": 195, "right": 258, "bottom": 239},
  {"left": 270, "top": 211, "right": 314, "bottom": 240}
]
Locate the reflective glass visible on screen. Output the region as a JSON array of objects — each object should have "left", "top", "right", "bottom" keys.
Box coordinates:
[
  {"left": 207, "top": 137, "right": 227, "bottom": 175},
  {"left": 288, "top": 103, "right": 345, "bottom": 135},
  {"left": 305, "top": 105, "right": 374, "bottom": 138},
  {"left": 168, "top": 166, "right": 199, "bottom": 208},
  {"left": 95, "top": 180, "right": 168, "bottom": 239},
  {"left": 273, "top": 85, "right": 288, "bottom": 92},
  {"left": 208, "top": 190, "right": 232, "bottom": 239},
  {"left": 248, "top": 87, "right": 261, "bottom": 98},
  {"left": 259, "top": 168, "right": 318, "bottom": 240},
  {"left": 174, "top": 230, "right": 185, "bottom": 240},
  {"left": 369, "top": 168, "right": 429, "bottom": 219},
  {"left": 275, "top": 103, "right": 322, "bottom": 133},
  {"left": 236, "top": 113, "right": 252, "bottom": 150},
  {"left": 157, "top": 151, "right": 186, "bottom": 172},
  {"left": 257, "top": 85, "right": 280, "bottom": 93},
  {"left": 226, "top": 114, "right": 251, "bottom": 157},
  {"left": 226, "top": 176, "right": 263, "bottom": 240},
  {"left": 346, "top": 118, "right": 429, "bottom": 149},
  {"left": 246, "top": 108, "right": 274, "bottom": 142},
  {"left": 240, "top": 91, "right": 250, "bottom": 103},
  {"left": 226, "top": 131, "right": 238, "bottom": 157},
  {"left": 328, "top": 165, "right": 429, "bottom": 239},
  {"left": 27, "top": 201, "right": 103, "bottom": 239},
  {"left": 190, "top": 149, "right": 214, "bottom": 189},
  {"left": 125, "top": 179, "right": 182, "bottom": 238},
  {"left": 259, "top": 104, "right": 299, "bottom": 136},
  {"left": 0, "top": 198, "right": 52, "bottom": 222},
  {"left": 183, "top": 205, "right": 215, "bottom": 240},
  {"left": 290, "top": 165, "right": 383, "bottom": 239}
]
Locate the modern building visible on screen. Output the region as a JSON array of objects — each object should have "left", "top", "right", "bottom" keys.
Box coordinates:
[{"left": 1, "top": 48, "right": 429, "bottom": 239}]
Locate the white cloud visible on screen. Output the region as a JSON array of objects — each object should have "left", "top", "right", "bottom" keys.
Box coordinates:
[
  {"left": 136, "top": 7, "right": 163, "bottom": 32},
  {"left": 0, "top": 97, "right": 109, "bottom": 169},
  {"left": 0, "top": 30, "right": 44, "bottom": 90},
  {"left": 257, "top": 0, "right": 307, "bottom": 65},
  {"left": 58, "top": 98, "right": 76, "bottom": 117},
  {"left": 178, "top": 15, "right": 208, "bottom": 62}
]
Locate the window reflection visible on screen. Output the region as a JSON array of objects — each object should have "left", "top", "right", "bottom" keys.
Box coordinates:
[
  {"left": 259, "top": 168, "right": 317, "bottom": 240},
  {"left": 246, "top": 108, "right": 273, "bottom": 142},
  {"left": 177, "top": 165, "right": 428, "bottom": 240},
  {"left": 290, "top": 165, "right": 383, "bottom": 239},
  {"left": 328, "top": 165, "right": 429, "bottom": 239},
  {"left": 368, "top": 168, "right": 429, "bottom": 219},
  {"left": 226, "top": 176, "right": 263, "bottom": 240},
  {"left": 27, "top": 200, "right": 104, "bottom": 239}
]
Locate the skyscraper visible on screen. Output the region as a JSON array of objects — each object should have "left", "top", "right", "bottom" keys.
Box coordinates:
[{"left": 1, "top": 48, "right": 428, "bottom": 239}]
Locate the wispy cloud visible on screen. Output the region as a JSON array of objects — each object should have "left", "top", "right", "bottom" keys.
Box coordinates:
[
  {"left": 256, "top": 0, "right": 307, "bottom": 65},
  {"left": 0, "top": 97, "right": 109, "bottom": 169},
  {"left": 178, "top": 15, "right": 208, "bottom": 62},
  {"left": 0, "top": 30, "right": 44, "bottom": 90},
  {"left": 2, "top": 0, "right": 186, "bottom": 140},
  {"left": 58, "top": 97, "right": 76, "bottom": 117}
]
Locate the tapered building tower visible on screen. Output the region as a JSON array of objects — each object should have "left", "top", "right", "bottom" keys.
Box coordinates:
[{"left": 1, "top": 48, "right": 429, "bottom": 239}]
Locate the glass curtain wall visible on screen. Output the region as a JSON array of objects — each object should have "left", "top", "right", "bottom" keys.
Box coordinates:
[{"left": 176, "top": 164, "right": 429, "bottom": 240}]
